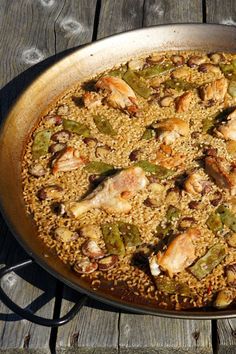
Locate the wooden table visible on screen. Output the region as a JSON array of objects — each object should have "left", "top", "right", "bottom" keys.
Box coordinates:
[{"left": 0, "top": 1, "right": 235, "bottom": 353}]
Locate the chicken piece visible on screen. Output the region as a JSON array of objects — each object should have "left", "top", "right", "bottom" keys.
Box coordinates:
[
  {"left": 153, "top": 118, "right": 189, "bottom": 144},
  {"left": 205, "top": 156, "right": 236, "bottom": 195},
  {"left": 217, "top": 108, "right": 236, "bottom": 141},
  {"left": 95, "top": 76, "right": 138, "bottom": 115},
  {"left": 155, "top": 150, "right": 185, "bottom": 171},
  {"left": 65, "top": 167, "right": 148, "bottom": 217},
  {"left": 184, "top": 172, "right": 211, "bottom": 195},
  {"left": 199, "top": 77, "right": 228, "bottom": 102},
  {"left": 83, "top": 91, "right": 102, "bottom": 109},
  {"left": 175, "top": 91, "right": 193, "bottom": 113},
  {"left": 52, "top": 147, "right": 85, "bottom": 174},
  {"left": 156, "top": 228, "right": 201, "bottom": 277}
]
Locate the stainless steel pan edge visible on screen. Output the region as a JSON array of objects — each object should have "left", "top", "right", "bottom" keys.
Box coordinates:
[{"left": 0, "top": 24, "right": 236, "bottom": 319}]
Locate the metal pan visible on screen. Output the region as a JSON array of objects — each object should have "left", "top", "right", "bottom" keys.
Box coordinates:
[{"left": 0, "top": 24, "right": 236, "bottom": 326}]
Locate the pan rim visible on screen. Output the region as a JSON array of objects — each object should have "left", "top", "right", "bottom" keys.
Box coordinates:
[{"left": 0, "top": 23, "right": 236, "bottom": 319}]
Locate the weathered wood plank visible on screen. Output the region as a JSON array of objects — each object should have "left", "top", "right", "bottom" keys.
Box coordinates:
[
  {"left": 0, "top": 217, "right": 56, "bottom": 353},
  {"left": 54, "top": 0, "right": 97, "bottom": 52},
  {"left": 206, "top": 0, "right": 236, "bottom": 25},
  {"left": 97, "top": 0, "right": 144, "bottom": 39},
  {"left": 119, "top": 314, "right": 212, "bottom": 354},
  {"left": 0, "top": 0, "right": 66, "bottom": 352},
  {"left": 143, "top": 0, "right": 203, "bottom": 26},
  {"left": 216, "top": 319, "right": 236, "bottom": 354},
  {"left": 56, "top": 287, "right": 119, "bottom": 353},
  {"left": 0, "top": 0, "right": 65, "bottom": 88}
]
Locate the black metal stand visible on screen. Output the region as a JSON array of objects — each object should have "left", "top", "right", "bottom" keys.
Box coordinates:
[{"left": 0, "top": 259, "right": 87, "bottom": 327}]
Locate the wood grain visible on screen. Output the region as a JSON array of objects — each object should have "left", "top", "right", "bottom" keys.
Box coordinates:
[
  {"left": 0, "top": 0, "right": 65, "bottom": 88},
  {"left": 0, "top": 0, "right": 64, "bottom": 352},
  {"left": 206, "top": 0, "right": 236, "bottom": 25},
  {"left": 97, "top": 0, "right": 144, "bottom": 39},
  {"left": 143, "top": 0, "right": 203, "bottom": 26},
  {"left": 216, "top": 319, "right": 236, "bottom": 354},
  {"left": 0, "top": 219, "right": 56, "bottom": 353},
  {"left": 54, "top": 0, "right": 97, "bottom": 52},
  {"left": 56, "top": 287, "right": 119, "bottom": 353},
  {"left": 119, "top": 315, "right": 212, "bottom": 353}
]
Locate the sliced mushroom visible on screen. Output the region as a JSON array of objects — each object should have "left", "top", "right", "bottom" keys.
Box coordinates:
[
  {"left": 74, "top": 257, "right": 98, "bottom": 274},
  {"left": 83, "top": 91, "right": 103, "bottom": 109},
  {"left": 208, "top": 52, "right": 225, "bottom": 64},
  {"left": 98, "top": 255, "right": 119, "bottom": 271},
  {"left": 226, "top": 233, "right": 236, "bottom": 247},
  {"left": 54, "top": 227, "right": 76, "bottom": 242},
  {"left": 128, "top": 58, "right": 145, "bottom": 70},
  {"left": 210, "top": 191, "right": 222, "bottom": 206},
  {"left": 95, "top": 145, "right": 111, "bottom": 159},
  {"left": 81, "top": 240, "right": 105, "bottom": 259},
  {"left": 179, "top": 217, "right": 195, "bottom": 230},
  {"left": 170, "top": 55, "right": 185, "bottom": 67},
  {"left": 51, "top": 202, "right": 66, "bottom": 215},
  {"left": 159, "top": 96, "right": 174, "bottom": 107},
  {"left": 214, "top": 288, "right": 234, "bottom": 309},
  {"left": 199, "top": 78, "right": 228, "bottom": 102},
  {"left": 144, "top": 197, "right": 160, "bottom": 208},
  {"left": 165, "top": 187, "right": 181, "bottom": 205},
  {"left": 49, "top": 143, "right": 67, "bottom": 154},
  {"left": 83, "top": 137, "right": 98, "bottom": 148},
  {"left": 217, "top": 108, "right": 236, "bottom": 141},
  {"left": 146, "top": 53, "right": 165, "bottom": 64},
  {"left": 150, "top": 76, "right": 164, "bottom": 89},
  {"left": 175, "top": 91, "right": 193, "bottom": 113},
  {"left": 79, "top": 225, "right": 102, "bottom": 240},
  {"left": 198, "top": 63, "right": 221, "bottom": 74},
  {"left": 149, "top": 255, "right": 161, "bottom": 276},
  {"left": 187, "top": 56, "right": 206, "bottom": 68},
  {"left": 57, "top": 104, "right": 69, "bottom": 115},
  {"left": 51, "top": 130, "right": 71, "bottom": 143},
  {"left": 52, "top": 147, "right": 85, "bottom": 174},
  {"left": 29, "top": 163, "right": 46, "bottom": 177},
  {"left": 171, "top": 67, "right": 190, "bottom": 79},
  {"left": 153, "top": 118, "right": 189, "bottom": 144},
  {"left": 226, "top": 264, "right": 236, "bottom": 287},
  {"left": 37, "top": 185, "right": 63, "bottom": 200},
  {"left": 44, "top": 114, "right": 63, "bottom": 126},
  {"left": 188, "top": 201, "right": 200, "bottom": 210},
  {"left": 129, "top": 148, "right": 142, "bottom": 161}
]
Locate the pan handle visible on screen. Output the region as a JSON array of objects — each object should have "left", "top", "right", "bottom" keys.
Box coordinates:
[{"left": 0, "top": 259, "right": 87, "bottom": 327}]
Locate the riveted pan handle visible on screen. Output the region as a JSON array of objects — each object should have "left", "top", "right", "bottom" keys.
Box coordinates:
[{"left": 0, "top": 259, "right": 87, "bottom": 327}]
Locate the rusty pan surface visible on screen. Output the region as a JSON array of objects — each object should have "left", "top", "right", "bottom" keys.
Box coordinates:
[{"left": 0, "top": 24, "right": 236, "bottom": 319}]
